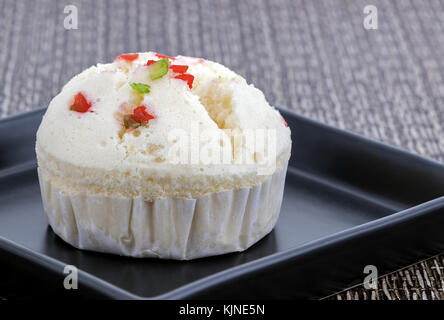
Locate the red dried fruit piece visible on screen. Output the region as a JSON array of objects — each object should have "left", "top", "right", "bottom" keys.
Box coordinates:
[
  {"left": 170, "top": 65, "right": 188, "bottom": 74},
  {"left": 131, "top": 106, "right": 155, "bottom": 124},
  {"left": 70, "top": 92, "right": 92, "bottom": 113},
  {"left": 174, "top": 73, "right": 194, "bottom": 89},
  {"left": 281, "top": 116, "right": 287, "bottom": 127},
  {"left": 115, "top": 53, "right": 139, "bottom": 62},
  {"left": 155, "top": 53, "right": 175, "bottom": 60},
  {"left": 146, "top": 59, "right": 156, "bottom": 66}
]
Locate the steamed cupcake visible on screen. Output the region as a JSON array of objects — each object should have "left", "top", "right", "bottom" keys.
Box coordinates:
[{"left": 36, "top": 52, "right": 291, "bottom": 260}]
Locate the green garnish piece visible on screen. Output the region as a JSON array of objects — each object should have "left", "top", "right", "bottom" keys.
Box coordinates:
[
  {"left": 130, "top": 82, "right": 151, "bottom": 94},
  {"left": 149, "top": 58, "right": 169, "bottom": 80}
]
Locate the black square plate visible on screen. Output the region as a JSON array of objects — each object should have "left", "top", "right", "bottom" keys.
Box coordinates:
[{"left": 0, "top": 107, "right": 443, "bottom": 299}]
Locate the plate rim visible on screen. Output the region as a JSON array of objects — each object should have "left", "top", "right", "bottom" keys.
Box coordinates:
[{"left": 1, "top": 106, "right": 443, "bottom": 299}]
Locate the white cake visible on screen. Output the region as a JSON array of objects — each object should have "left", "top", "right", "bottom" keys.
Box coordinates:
[{"left": 36, "top": 52, "right": 291, "bottom": 260}]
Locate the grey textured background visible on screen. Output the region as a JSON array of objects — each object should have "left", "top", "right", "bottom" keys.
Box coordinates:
[{"left": 0, "top": 0, "right": 443, "bottom": 299}]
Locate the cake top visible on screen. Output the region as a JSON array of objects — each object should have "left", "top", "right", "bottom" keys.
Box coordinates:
[{"left": 36, "top": 52, "right": 291, "bottom": 198}]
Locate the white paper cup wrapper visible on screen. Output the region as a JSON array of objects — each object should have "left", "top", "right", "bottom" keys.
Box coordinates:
[{"left": 38, "top": 166, "right": 287, "bottom": 260}]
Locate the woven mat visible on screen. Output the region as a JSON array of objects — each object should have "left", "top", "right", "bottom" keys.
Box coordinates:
[{"left": 0, "top": 0, "right": 443, "bottom": 300}]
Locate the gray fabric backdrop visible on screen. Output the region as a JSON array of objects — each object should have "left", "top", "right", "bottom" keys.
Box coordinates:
[{"left": 0, "top": 0, "right": 443, "bottom": 299}]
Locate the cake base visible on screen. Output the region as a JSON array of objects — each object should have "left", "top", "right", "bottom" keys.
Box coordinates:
[{"left": 38, "top": 166, "right": 287, "bottom": 260}]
